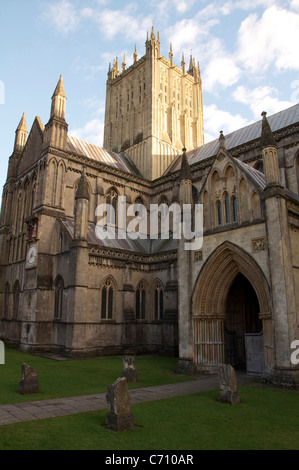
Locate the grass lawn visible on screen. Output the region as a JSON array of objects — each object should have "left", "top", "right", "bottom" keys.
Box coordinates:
[
  {"left": 0, "top": 347, "right": 191, "bottom": 404},
  {"left": 0, "top": 347, "right": 298, "bottom": 450},
  {"left": 0, "top": 387, "right": 298, "bottom": 450}
]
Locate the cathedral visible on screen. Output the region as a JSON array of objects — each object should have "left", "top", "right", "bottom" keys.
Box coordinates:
[{"left": 0, "top": 28, "right": 298, "bottom": 388}]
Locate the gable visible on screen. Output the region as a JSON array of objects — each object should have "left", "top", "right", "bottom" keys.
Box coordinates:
[
  {"left": 199, "top": 148, "right": 264, "bottom": 229},
  {"left": 17, "top": 117, "right": 44, "bottom": 175}
]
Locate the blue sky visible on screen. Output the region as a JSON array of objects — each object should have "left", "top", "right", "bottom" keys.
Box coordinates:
[{"left": 1, "top": 0, "right": 299, "bottom": 191}]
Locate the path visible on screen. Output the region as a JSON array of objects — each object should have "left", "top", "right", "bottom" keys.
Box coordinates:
[{"left": 0, "top": 373, "right": 257, "bottom": 426}]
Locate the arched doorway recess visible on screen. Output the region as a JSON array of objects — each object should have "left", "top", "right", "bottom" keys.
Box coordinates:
[
  {"left": 192, "top": 242, "right": 273, "bottom": 374},
  {"left": 225, "top": 273, "right": 262, "bottom": 370}
]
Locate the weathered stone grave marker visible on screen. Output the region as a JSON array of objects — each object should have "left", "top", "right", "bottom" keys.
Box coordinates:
[
  {"left": 218, "top": 364, "right": 240, "bottom": 405},
  {"left": 122, "top": 355, "right": 138, "bottom": 382},
  {"left": 19, "top": 363, "right": 39, "bottom": 395},
  {"left": 104, "top": 377, "right": 136, "bottom": 432}
]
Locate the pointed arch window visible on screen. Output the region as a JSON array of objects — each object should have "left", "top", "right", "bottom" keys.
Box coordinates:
[
  {"left": 232, "top": 196, "right": 238, "bottom": 222},
  {"left": 154, "top": 281, "right": 164, "bottom": 320},
  {"left": 13, "top": 280, "right": 21, "bottom": 319},
  {"left": 224, "top": 193, "right": 231, "bottom": 223},
  {"left": 158, "top": 196, "right": 169, "bottom": 226},
  {"left": 54, "top": 276, "right": 64, "bottom": 320},
  {"left": 4, "top": 282, "right": 10, "bottom": 318},
  {"left": 136, "top": 282, "right": 146, "bottom": 319},
  {"left": 105, "top": 189, "right": 118, "bottom": 225},
  {"left": 134, "top": 197, "right": 145, "bottom": 217},
  {"left": 217, "top": 200, "right": 223, "bottom": 226},
  {"left": 101, "top": 279, "right": 114, "bottom": 320}
]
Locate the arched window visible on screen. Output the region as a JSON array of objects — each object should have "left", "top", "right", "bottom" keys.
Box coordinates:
[
  {"left": 13, "top": 280, "right": 21, "bottom": 318},
  {"left": 158, "top": 196, "right": 168, "bottom": 218},
  {"left": 134, "top": 197, "right": 145, "bottom": 217},
  {"left": 29, "top": 182, "right": 36, "bottom": 215},
  {"left": 232, "top": 196, "right": 238, "bottom": 222},
  {"left": 217, "top": 201, "right": 223, "bottom": 225},
  {"left": 105, "top": 189, "right": 118, "bottom": 225},
  {"left": 154, "top": 281, "right": 164, "bottom": 320},
  {"left": 101, "top": 279, "right": 114, "bottom": 319},
  {"left": 136, "top": 281, "right": 146, "bottom": 319},
  {"left": 224, "top": 193, "right": 230, "bottom": 223},
  {"left": 49, "top": 159, "right": 58, "bottom": 205},
  {"left": 15, "top": 192, "right": 23, "bottom": 233},
  {"left": 203, "top": 191, "right": 209, "bottom": 231},
  {"left": 54, "top": 276, "right": 64, "bottom": 320},
  {"left": 4, "top": 282, "right": 10, "bottom": 318},
  {"left": 251, "top": 192, "right": 261, "bottom": 220}
]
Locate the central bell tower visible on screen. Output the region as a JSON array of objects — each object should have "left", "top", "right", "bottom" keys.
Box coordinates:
[{"left": 103, "top": 27, "right": 204, "bottom": 180}]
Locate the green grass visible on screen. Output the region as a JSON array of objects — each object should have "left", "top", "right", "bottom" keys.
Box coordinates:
[
  {"left": 0, "top": 347, "right": 298, "bottom": 450},
  {"left": 0, "top": 347, "right": 191, "bottom": 404},
  {"left": 0, "top": 387, "right": 298, "bottom": 450}
]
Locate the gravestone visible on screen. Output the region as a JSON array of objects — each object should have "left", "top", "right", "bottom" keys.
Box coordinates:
[
  {"left": 105, "top": 377, "right": 136, "bottom": 432},
  {"left": 19, "top": 363, "right": 39, "bottom": 394},
  {"left": 218, "top": 364, "right": 240, "bottom": 405},
  {"left": 122, "top": 355, "right": 138, "bottom": 382}
]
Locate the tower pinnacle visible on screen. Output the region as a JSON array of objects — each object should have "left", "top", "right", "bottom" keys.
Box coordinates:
[{"left": 14, "top": 112, "right": 28, "bottom": 151}]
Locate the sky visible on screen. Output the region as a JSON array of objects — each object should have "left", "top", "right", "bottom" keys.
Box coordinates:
[{"left": 1, "top": 0, "right": 299, "bottom": 191}]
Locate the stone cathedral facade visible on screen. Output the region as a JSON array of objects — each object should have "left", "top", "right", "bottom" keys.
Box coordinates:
[{"left": 0, "top": 29, "right": 299, "bottom": 388}]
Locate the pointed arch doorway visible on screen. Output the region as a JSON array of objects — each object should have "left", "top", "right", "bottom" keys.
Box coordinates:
[
  {"left": 225, "top": 273, "right": 262, "bottom": 370},
  {"left": 192, "top": 242, "right": 273, "bottom": 375}
]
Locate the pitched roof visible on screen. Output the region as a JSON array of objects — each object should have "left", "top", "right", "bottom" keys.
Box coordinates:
[
  {"left": 167, "top": 103, "right": 299, "bottom": 173},
  {"left": 61, "top": 217, "right": 178, "bottom": 254},
  {"left": 233, "top": 158, "right": 266, "bottom": 191},
  {"left": 66, "top": 135, "right": 139, "bottom": 174}
]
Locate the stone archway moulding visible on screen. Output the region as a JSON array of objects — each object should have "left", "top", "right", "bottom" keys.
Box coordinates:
[{"left": 192, "top": 241, "right": 271, "bottom": 317}]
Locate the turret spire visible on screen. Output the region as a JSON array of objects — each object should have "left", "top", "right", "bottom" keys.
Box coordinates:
[
  {"left": 50, "top": 74, "right": 67, "bottom": 119},
  {"left": 76, "top": 166, "right": 90, "bottom": 201},
  {"left": 261, "top": 111, "right": 276, "bottom": 149},
  {"left": 122, "top": 53, "right": 126, "bottom": 72},
  {"left": 133, "top": 44, "right": 138, "bottom": 63},
  {"left": 52, "top": 74, "right": 66, "bottom": 99},
  {"left": 169, "top": 43, "right": 173, "bottom": 67},
  {"left": 14, "top": 112, "right": 28, "bottom": 151},
  {"left": 151, "top": 25, "right": 156, "bottom": 41},
  {"left": 181, "top": 52, "right": 185, "bottom": 75},
  {"left": 44, "top": 75, "right": 68, "bottom": 150},
  {"left": 219, "top": 130, "right": 226, "bottom": 149},
  {"left": 179, "top": 148, "right": 192, "bottom": 181}
]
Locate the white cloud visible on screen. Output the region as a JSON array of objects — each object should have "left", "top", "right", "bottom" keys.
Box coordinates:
[
  {"left": 232, "top": 85, "right": 294, "bottom": 119},
  {"left": 43, "top": 0, "right": 80, "bottom": 34},
  {"left": 237, "top": 6, "right": 299, "bottom": 73},
  {"left": 290, "top": 0, "right": 299, "bottom": 11},
  {"left": 203, "top": 50, "right": 242, "bottom": 92},
  {"left": 70, "top": 119, "right": 104, "bottom": 147},
  {"left": 172, "top": 0, "right": 195, "bottom": 13},
  {"left": 203, "top": 103, "right": 251, "bottom": 142},
  {"left": 168, "top": 17, "right": 218, "bottom": 54},
  {"left": 91, "top": 7, "right": 153, "bottom": 41}
]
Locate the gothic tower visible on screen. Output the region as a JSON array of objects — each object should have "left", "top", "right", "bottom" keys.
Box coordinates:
[{"left": 103, "top": 27, "right": 204, "bottom": 180}]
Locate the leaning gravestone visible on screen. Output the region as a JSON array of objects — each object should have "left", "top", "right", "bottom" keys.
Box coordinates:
[
  {"left": 105, "top": 377, "right": 136, "bottom": 432},
  {"left": 19, "top": 363, "right": 39, "bottom": 395},
  {"left": 218, "top": 364, "right": 240, "bottom": 405},
  {"left": 122, "top": 355, "right": 138, "bottom": 382}
]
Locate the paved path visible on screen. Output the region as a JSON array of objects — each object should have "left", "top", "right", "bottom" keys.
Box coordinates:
[{"left": 0, "top": 373, "right": 257, "bottom": 426}]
